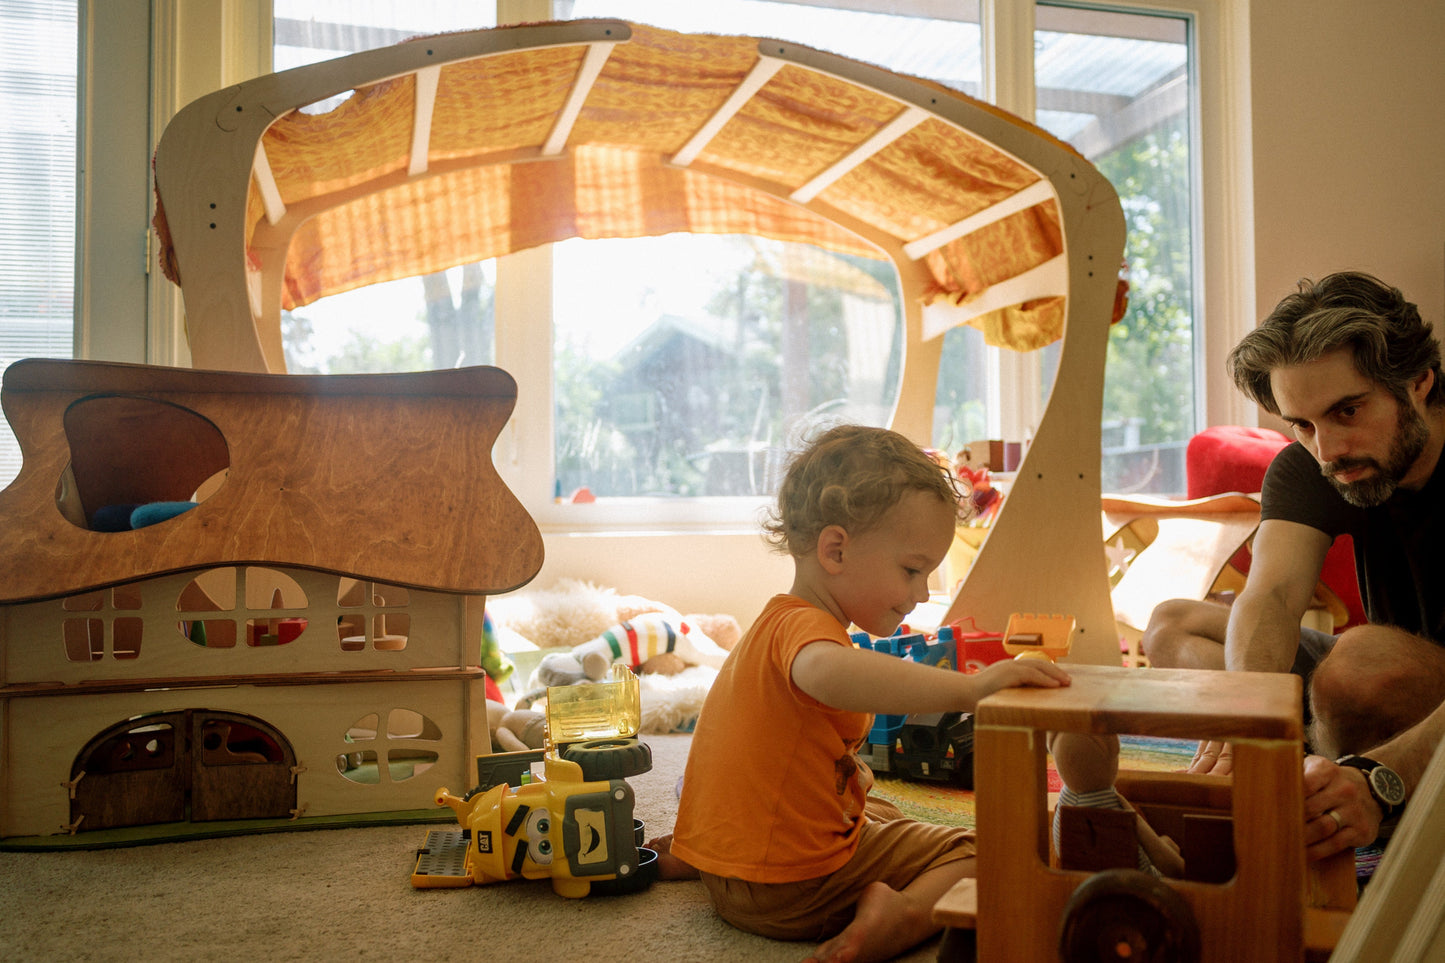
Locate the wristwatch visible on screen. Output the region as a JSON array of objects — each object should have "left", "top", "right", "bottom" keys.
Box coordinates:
[{"left": 1335, "top": 754, "right": 1407, "bottom": 819}]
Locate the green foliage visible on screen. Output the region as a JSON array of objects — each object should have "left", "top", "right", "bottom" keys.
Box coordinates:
[
  {"left": 1095, "top": 117, "right": 1195, "bottom": 447},
  {"left": 326, "top": 332, "right": 431, "bottom": 373},
  {"left": 933, "top": 325, "right": 989, "bottom": 454},
  {"left": 282, "top": 307, "right": 431, "bottom": 375},
  {"left": 280, "top": 311, "right": 321, "bottom": 373},
  {"left": 553, "top": 238, "right": 901, "bottom": 497}
]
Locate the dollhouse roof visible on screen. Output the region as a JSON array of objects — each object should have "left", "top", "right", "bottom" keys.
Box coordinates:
[{"left": 0, "top": 359, "right": 543, "bottom": 604}]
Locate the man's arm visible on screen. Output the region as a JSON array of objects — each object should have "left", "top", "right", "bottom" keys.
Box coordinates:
[
  {"left": 1225, "top": 518, "right": 1333, "bottom": 673},
  {"left": 1189, "top": 519, "right": 1332, "bottom": 775},
  {"left": 1374, "top": 695, "right": 1445, "bottom": 791}
]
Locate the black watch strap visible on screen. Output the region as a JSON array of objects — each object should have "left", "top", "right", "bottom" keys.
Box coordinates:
[{"left": 1336, "top": 754, "right": 1406, "bottom": 819}]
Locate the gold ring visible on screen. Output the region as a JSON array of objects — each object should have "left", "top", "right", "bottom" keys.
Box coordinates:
[{"left": 1325, "top": 809, "right": 1344, "bottom": 832}]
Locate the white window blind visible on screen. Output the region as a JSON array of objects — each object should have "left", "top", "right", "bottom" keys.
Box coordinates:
[{"left": 0, "top": 0, "right": 77, "bottom": 488}]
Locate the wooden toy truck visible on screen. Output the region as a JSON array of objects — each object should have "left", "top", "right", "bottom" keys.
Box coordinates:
[{"left": 934, "top": 664, "right": 1355, "bottom": 962}]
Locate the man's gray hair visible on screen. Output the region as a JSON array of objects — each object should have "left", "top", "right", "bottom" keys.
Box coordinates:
[{"left": 1227, "top": 271, "right": 1442, "bottom": 415}]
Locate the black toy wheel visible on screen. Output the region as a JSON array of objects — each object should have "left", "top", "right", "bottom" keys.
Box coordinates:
[
  {"left": 586, "top": 846, "right": 658, "bottom": 896},
  {"left": 1058, "top": 869, "right": 1200, "bottom": 963},
  {"left": 561, "top": 737, "right": 652, "bottom": 780}
]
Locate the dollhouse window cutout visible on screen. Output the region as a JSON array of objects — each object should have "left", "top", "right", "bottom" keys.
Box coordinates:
[
  {"left": 336, "top": 708, "right": 441, "bottom": 783},
  {"left": 337, "top": 579, "right": 410, "bottom": 651},
  {"left": 58, "top": 395, "right": 230, "bottom": 532},
  {"left": 174, "top": 567, "right": 310, "bottom": 648},
  {"left": 62, "top": 584, "right": 145, "bottom": 661}
]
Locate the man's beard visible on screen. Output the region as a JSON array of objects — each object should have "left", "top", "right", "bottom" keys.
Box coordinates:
[{"left": 1320, "top": 404, "right": 1429, "bottom": 507}]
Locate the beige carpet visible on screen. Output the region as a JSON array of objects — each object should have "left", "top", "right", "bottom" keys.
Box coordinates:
[{"left": 0, "top": 734, "right": 949, "bottom": 963}]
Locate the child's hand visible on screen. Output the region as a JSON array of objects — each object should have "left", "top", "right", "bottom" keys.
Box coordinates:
[{"left": 971, "top": 657, "right": 1071, "bottom": 701}]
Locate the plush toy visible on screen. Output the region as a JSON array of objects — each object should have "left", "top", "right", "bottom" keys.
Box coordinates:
[
  {"left": 487, "top": 700, "right": 546, "bottom": 752},
  {"left": 575, "top": 612, "right": 731, "bottom": 679},
  {"left": 478, "top": 611, "right": 515, "bottom": 684},
  {"left": 488, "top": 580, "right": 744, "bottom": 725},
  {"left": 516, "top": 613, "right": 736, "bottom": 709},
  {"left": 485, "top": 578, "right": 741, "bottom": 656}
]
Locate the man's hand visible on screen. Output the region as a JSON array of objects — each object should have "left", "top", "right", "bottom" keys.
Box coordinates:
[
  {"left": 1302, "top": 754, "right": 1383, "bottom": 860},
  {"left": 1186, "top": 739, "right": 1233, "bottom": 775}
]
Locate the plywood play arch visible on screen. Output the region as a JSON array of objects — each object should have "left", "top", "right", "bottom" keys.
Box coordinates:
[{"left": 151, "top": 18, "right": 1128, "bottom": 661}]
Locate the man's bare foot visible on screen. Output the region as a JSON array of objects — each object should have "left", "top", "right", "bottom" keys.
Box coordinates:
[
  {"left": 802, "top": 881, "right": 937, "bottom": 963},
  {"left": 645, "top": 833, "right": 701, "bottom": 880}
]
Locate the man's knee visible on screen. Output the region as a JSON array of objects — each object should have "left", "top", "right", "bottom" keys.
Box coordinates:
[
  {"left": 1309, "top": 627, "right": 1445, "bottom": 752},
  {"left": 1139, "top": 599, "right": 1226, "bottom": 667},
  {"left": 1310, "top": 635, "right": 1389, "bottom": 715},
  {"left": 1314, "top": 626, "right": 1441, "bottom": 695}
]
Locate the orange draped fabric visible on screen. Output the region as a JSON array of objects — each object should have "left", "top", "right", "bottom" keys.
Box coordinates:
[{"left": 158, "top": 22, "right": 1093, "bottom": 350}]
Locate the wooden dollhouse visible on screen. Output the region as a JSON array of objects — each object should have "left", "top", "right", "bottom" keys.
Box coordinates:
[{"left": 0, "top": 359, "right": 542, "bottom": 843}]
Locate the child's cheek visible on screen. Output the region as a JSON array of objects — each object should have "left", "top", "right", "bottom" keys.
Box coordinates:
[{"left": 856, "top": 760, "right": 874, "bottom": 797}]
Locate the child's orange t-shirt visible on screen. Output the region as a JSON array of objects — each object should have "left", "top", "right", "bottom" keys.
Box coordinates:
[{"left": 670, "top": 594, "right": 874, "bottom": 883}]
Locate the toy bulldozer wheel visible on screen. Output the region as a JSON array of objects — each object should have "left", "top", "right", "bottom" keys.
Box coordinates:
[
  {"left": 1058, "top": 868, "right": 1201, "bottom": 963},
  {"left": 561, "top": 737, "right": 652, "bottom": 780}
]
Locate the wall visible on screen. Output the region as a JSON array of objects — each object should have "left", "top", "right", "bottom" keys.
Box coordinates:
[
  {"left": 1249, "top": 1, "right": 1445, "bottom": 351},
  {"left": 521, "top": 532, "right": 796, "bottom": 634}
]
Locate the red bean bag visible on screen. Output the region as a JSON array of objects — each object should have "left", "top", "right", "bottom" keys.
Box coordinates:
[{"left": 1186, "top": 426, "right": 1364, "bottom": 629}]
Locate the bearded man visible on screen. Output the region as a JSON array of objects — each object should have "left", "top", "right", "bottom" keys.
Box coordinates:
[{"left": 1142, "top": 271, "right": 1445, "bottom": 861}]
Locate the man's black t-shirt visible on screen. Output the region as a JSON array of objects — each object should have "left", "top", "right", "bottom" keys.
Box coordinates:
[{"left": 1261, "top": 441, "right": 1445, "bottom": 643}]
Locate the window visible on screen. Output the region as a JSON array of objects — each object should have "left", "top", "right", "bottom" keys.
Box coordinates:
[
  {"left": 551, "top": 234, "right": 904, "bottom": 499},
  {"left": 0, "top": 0, "right": 77, "bottom": 488},
  {"left": 1038, "top": 4, "right": 1196, "bottom": 495},
  {"left": 935, "top": 4, "right": 1199, "bottom": 496},
  {"left": 272, "top": 0, "right": 1203, "bottom": 520},
  {"left": 2, "top": 2, "right": 1209, "bottom": 507},
  {"left": 549, "top": 0, "right": 981, "bottom": 509},
  {"left": 271, "top": 1, "right": 980, "bottom": 513}
]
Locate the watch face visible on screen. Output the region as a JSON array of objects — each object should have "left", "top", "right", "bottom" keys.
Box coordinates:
[{"left": 1370, "top": 766, "right": 1407, "bottom": 807}]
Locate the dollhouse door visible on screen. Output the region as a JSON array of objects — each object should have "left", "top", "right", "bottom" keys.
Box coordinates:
[
  {"left": 189, "top": 711, "right": 296, "bottom": 821},
  {"left": 70, "top": 711, "right": 188, "bottom": 830},
  {"left": 70, "top": 709, "right": 297, "bottom": 830}
]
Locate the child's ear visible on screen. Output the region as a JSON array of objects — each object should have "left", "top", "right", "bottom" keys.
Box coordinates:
[{"left": 816, "top": 525, "right": 848, "bottom": 574}]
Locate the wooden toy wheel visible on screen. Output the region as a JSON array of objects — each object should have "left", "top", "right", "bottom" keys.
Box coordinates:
[{"left": 1058, "top": 869, "right": 1201, "bottom": 963}]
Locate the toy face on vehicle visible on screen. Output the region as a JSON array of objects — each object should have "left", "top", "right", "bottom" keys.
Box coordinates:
[
  {"left": 517, "top": 807, "right": 554, "bottom": 871},
  {"left": 420, "top": 698, "right": 655, "bottom": 896},
  {"left": 492, "top": 779, "right": 634, "bottom": 883}
]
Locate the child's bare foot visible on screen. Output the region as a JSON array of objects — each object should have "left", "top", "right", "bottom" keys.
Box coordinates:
[
  {"left": 645, "top": 833, "right": 700, "bottom": 880},
  {"left": 803, "top": 881, "right": 936, "bottom": 963}
]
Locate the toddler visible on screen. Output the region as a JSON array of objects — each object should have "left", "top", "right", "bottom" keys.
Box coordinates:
[{"left": 661, "top": 425, "right": 1070, "bottom": 963}]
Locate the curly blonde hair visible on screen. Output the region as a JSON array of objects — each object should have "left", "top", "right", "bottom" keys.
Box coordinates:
[{"left": 762, "top": 424, "right": 965, "bottom": 557}]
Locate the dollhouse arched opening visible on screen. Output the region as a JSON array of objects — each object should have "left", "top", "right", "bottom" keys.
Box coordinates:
[{"left": 70, "top": 709, "right": 297, "bottom": 831}]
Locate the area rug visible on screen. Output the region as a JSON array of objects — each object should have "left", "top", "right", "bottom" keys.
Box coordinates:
[{"left": 870, "top": 735, "right": 1197, "bottom": 829}]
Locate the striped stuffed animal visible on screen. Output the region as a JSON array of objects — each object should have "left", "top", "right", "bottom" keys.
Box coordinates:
[{"left": 572, "top": 612, "right": 731, "bottom": 681}]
